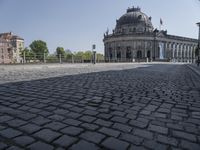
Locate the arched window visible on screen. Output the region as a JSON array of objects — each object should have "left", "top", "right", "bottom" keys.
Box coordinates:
[
  {"left": 126, "top": 47, "right": 132, "bottom": 59},
  {"left": 137, "top": 50, "right": 142, "bottom": 58},
  {"left": 147, "top": 50, "right": 151, "bottom": 58}
]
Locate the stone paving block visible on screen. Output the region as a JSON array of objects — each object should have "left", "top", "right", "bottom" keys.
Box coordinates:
[
  {"left": 33, "top": 129, "right": 61, "bottom": 142},
  {"left": 144, "top": 105, "right": 158, "bottom": 111},
  {"left": 28, "top": 108, "right": 42, "bottom": 113},
  {"left": 129, "top": 145, "right": 148, "bottom": 150},
  {"left": 137, "top": 117, "right": 150, "bottom": 123},
  {"left": 172, "top": 130, "right": 197, "bottom": 142},
  {"left": 160, "top": 103, "right": 173, "bottom": 109},
  {"left": 126, "top": 113, "right": 137, "bottom": 119},
  {"left": 61, "top": 126, "right": 83, "bottom": 136},
  {"left": 80, "top": 131, "right": 105, "bottom": 144},
  {"left": 171, "top": 115, "right": 182, "bottom": 121},
  {"left": 112, "top": 123, "right": 132, "bottom": 133},
  {"left": 83, "top": 110, "right": 99, "bottom": 116},
  {"left": 180, "top": 140, "right": 200, "bottom": 150},
  {"left": 31, "top": 116, "right": 51, "bottom": 125},
  {"left": 44, "top": 121, "right": 66, "bottom": 131},
  {"left": 0, "top": 128, "right": 22, "bottom": 138},
  {"left": 17, "top": 113, "right": 37, "bottom": 120},
  {"left": 19, "top": 123, "right": 41, "bottom": 134},
  {"left": 143, "top": 140, "right": 168, "bottom": 150},
  {"left": 134, "top": 128, "right": 153, "bottom": 139},
  {"left": 70, "top": 106, "right": 85, "bottom": 113},
  {"left": 94, "top": 119, "right": 113, "bottom": 127},
  {"left": 157, "top": 134, "right": 178, "bottom": 146},
  {"left": 55, "top": 147, "right": 65, "bottom": 150},
  {"left": 185, "top": 126, "right": 199, "bottom": 134},
  {"left": 99, "top": 127, "right": 120, "bottom": 137},
  {"left": 6, "top": 119, "right": 27, "bottom": 127},
  {"left": 157, "top": 108, "right": 170, "bottom": 114},
  {"left": 0, "top": 125, "right": 6, "bottom": 130},
  {"left": 0, "top": 115, "right": 13, "bottom": 123},
  {"left": 53, "top": 135, "right": 78, "bottom": 148},
  {"left": 120, "top": 133, "right": 143, "bottom": 145},
  {"left": 129, "top": 120, "right": 148, "bottom": 128},
  {"left": 81, "top": 123, "right": 99, "bottom": 131},
  {"left": 97, "top": 113, "right": 113, "bottom": 119},
  {"left": 111, "top": 111, "right": 126, "bottom": 117},
  {"left": 39, "top": 111, "right": 53, "bottom": 117},
  {"left": 101, "top": 137, "right": 129, "bottom": 150},
  {"left": 140, "top": 110, "right": 151, "bottom": 115},
  {"left": 53, "top": 109, "right": 69, "bottom": 115},
  {"left": 48, "top": 114, "right": 65, "bottom": 121},
  {"left": 66, "top": 112, "right": 82, "bottom": 119},
  {"left": 79, "top": 115, "right": 96, "bottom": 123},
  {"left": 148, "top": 124, "right": 168, "bottom": 134},
  {"left": 153, "top": 112, "right": 167, "bottom": 118},
  {"left": 63, "top": 118, "right": 82, "bottom": 126},
  {"left": 0, "top": 142, "right": 8, "bottom": 149},
  {"left": 150, "top": 120, "right": 165, "bottom": 126},
  {"left": 6, "top": 146, "right": 24, "bottom": 150},
  {"left": 13, "top": 136, "right": 35, "bottom": 146},
  {"left": 69, "top": 140, "right": 100, "bottom": 150},
  {"left": 111, "top": 116, "right": 129, "bottom": 123},
  {"left": 28, "top": 141, "right": 54, "bottom": 150},
  {"left": 166, "top": 123, "right": 183, "bottom": 130}
]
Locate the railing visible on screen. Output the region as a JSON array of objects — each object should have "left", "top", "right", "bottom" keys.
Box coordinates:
[{"left": 21, "top": 53, "right": 105, "bottom": 64}]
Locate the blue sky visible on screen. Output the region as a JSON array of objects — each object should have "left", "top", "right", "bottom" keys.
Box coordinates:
[{"left": 0, "top": 0, "right": 200, "bottom": 54}]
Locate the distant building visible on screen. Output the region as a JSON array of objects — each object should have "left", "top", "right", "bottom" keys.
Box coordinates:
[
  {"left": 0, "top": 32, "right": 24, "bottom": 63},
  {"left": 103, "top": 6, "right": 198, "bottom": 62}
]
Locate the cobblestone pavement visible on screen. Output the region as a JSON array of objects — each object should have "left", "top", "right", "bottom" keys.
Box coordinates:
[{"left": 0, "top": 64, "right": 200, "bottom": 150}]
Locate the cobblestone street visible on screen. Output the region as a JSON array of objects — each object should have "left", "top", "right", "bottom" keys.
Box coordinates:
[{"left": 0, "top": 63, "right": 200, "bottom": 150}]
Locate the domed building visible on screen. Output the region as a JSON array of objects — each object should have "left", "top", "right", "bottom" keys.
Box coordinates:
[{"left": 103, "top": 6, "right": 198, "bottom": 62}]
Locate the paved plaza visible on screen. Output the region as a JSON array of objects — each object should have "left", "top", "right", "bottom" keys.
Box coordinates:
[{"left": 0, "top": 63, "right": 200, "bottom": 150}]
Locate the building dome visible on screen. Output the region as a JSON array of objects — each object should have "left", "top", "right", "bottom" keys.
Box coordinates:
[{"left": 115, "top": 7, "right": 154, "bottom": 33}]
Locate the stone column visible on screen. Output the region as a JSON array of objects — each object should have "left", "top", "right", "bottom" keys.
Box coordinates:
[{"left": 180, "top": 44, "right": 182, "bottom": 62}]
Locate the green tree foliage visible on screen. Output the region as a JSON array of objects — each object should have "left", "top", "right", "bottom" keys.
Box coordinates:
[
  {"left": 20, "top": 47, "right": 35, "bottom": 62},
  {"left": 56, "top": 47, "right": 65, "bottom": 58},
  {"left": 74, "top": 51, "right": 84, "bottom": 60},
  {"left": 83, "top": 51, "right": 92, "bottom": 60},
  {"left": 96, "top": 53, "right": 104, "bottom": 61},
  {"left": 46, "top": 54, "right": 58, "bottom": 63},
  {"left": 30, "top": 40, "right": 48, "bottom": 61},
  {"left": 65, "top": 49, "right": 73, "bottom": 60}
]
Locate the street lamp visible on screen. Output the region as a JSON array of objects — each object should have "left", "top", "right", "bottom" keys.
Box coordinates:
[
  {"left": 196, "top": 22, "right": 200, "bottom": 66},
  {"left": 92, "top": 44, "right": 96, "bottom": 64}
]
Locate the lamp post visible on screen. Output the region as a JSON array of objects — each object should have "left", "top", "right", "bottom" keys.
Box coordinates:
[
  {"left": 196, "top": 22, "right": 200, "bottom": 66},
  {"left": 92, "top": 44, "right": 96, "bottom": 64}
]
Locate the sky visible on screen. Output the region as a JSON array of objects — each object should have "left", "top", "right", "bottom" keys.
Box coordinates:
[{"left": 0, "top": 0, "right": 200, "bottom": 54}]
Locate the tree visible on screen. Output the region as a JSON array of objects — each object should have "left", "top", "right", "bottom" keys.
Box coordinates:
[
  {"left": 96, "top": 53, "right": 104, "bottom": 61},
  {"left": 56, "top": 47, "right": 65, "bottom": 58},
  {"left": 46, "top": 54, "right": 58, "bottom": 63},
  {"left": 83, "top": 51, "right": 92, "bottom": 60},
  {"left": 29, "top": 40, "right": 48, "bottom": 61},
  {"left": 20, "top": 47, "right": 35, "bottom": 62},
  {"left": 65, "top": 49, "right": 73, "bottom": 60}
]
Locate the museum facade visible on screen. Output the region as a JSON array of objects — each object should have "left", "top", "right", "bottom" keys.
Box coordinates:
[{"left": 103, "top": 7, "right": 198, "bottom": 62}]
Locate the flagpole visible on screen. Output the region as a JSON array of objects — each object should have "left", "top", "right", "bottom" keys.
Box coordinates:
[{"left": 160, "top": 18, "right": 163, "bottom": 31}]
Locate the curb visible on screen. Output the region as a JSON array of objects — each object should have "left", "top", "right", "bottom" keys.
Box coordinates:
[{"left": 186, "top": 64, "right": 200, "bottom": 76}]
